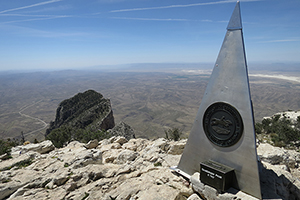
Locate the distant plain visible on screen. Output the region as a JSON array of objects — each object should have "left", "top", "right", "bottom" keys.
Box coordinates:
[{"left": 1, "top": 64, "right": 300, "bottom": 142}]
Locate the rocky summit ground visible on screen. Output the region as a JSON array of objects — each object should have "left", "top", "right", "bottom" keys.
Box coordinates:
[{"left": 0, "top": 137, "right": 300, "bottom": 200}]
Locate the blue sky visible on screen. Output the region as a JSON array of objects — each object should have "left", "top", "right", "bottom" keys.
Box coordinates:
[{"left": 0, "top": 0, "right": 299, "bottom": 71}]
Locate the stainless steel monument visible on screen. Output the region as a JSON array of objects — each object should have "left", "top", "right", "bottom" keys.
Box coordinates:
[{"left": 175, "top": 2, "right": 261, "bottom": 199}]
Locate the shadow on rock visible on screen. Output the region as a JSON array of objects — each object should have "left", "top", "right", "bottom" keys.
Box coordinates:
[{"left": 260, "top": 162, "right": 300, "bottom": 200}]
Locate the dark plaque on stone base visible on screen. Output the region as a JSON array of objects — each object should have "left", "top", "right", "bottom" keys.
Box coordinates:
[{"left": 200, "top": 160, "right": 235, "bottom": 193}]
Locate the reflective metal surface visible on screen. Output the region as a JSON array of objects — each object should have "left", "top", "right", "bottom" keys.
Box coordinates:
[
  {"left": 176, "top": 2, "right": 261, "bottom": 199},
  {"left": 227, "top": 2, "right": 242, "bottom": 30}
]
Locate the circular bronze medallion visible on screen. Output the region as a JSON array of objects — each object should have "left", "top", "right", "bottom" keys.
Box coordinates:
[{"left": 203, "top": 102, "right": 243, "bottom": 147}]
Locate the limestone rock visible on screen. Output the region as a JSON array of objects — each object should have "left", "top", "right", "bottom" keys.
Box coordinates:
[
  {"left": 257, "top": 143, "right": 287, "bottom": 165},
  {"left": 1, "top": 138, "right": 300, "bottom": 200},
  {"left": 102, "top": 149, "right": 122, "bottom": 163},
  {"left": 187, "top": 194, "right": 202, "bottom": 200},
  {"left": 0, "top": 153, "right": 33, "bottom": 171},
  {"left": 83, "top": 139, "right": 98, "bottom": 149},
  {"left": 0, "top": 153, "right": 10, "bottom": 161},
  {"left": 114, "top": 149, "right": 139, "bottom": 164},
  {"left": 102, "top": 168, "right": 193, "bottom": 200},
  {"left": 98, "top": 143, "right": 122, "bottom": 152},
  {"left": 152, "top": 138, "right": 169, "bottom": 151},
  {"left": 257, "top": 142, "right": 300, "bottom": 177},
  {"left": 190, "top": 172, "right": 204, "bottom": 193},
  {"left": 167, "top": 140, "right": 186, "bottom": 155},
  {"left": 11, "top": 140, "right": 55, "bottom": 156},
  {"left": 122, "top": 138, "right": 148, "bottom": 152},
  {"left": 160, "top": 154, "right": 181, "bottom": 167},
  {"left": 98, "top": 138, "right": 110, "bottom": 146},
  {"left": 0, "top": 181, "right": 27, "bottom": 200},
  {"left": 140, "top": 145, "right": 161, "bottom": 162},
  {"left": 67, "top": 148, "right": 103, "bottom": 169},
  {"left": 114, "top": 136, "right": 128, "bottom": 145}
]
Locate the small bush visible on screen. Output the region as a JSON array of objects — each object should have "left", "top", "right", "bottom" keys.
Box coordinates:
[
  {"left": 255, "top": 122, "right": 263, "bottom": 134},
  {"left": 165, "top": 128, "right": 182, "bottom": 141},
  {"left": 255, "top": 114, "right": 300, "bottom": 147},
  {"left": 0, "top": 138, "right": 19, "bottom": 157},
  {"left": 46, "top": 124, "right": 111, "bottom": 148},
  {"left": 46, "top": 126, "right": 72, "bottom": 148},
  {"left": 0, "top": 139, "right": 11, "bottom": 156}
]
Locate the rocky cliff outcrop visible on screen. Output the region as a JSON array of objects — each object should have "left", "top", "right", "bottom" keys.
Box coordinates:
[
  {"left": 45, "top": 90, "right": 117, "bottom": 148},
  {"left": 106, "top": 121, "right": 135, "bottom": 140},
  {"left": 1, "top": 138, "right": 300, "bottom": 200},
  {"left": 46, "top": 90, "right": 115, "bottom": 136}
]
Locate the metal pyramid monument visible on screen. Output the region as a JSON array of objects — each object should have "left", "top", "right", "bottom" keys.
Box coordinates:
[{"left": 176, "top": 2, "right": 261, "bottom": 199}]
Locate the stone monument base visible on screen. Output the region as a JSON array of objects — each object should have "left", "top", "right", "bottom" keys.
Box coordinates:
[{"left": 191, "top": 172, "right": 259, "bottom": 200}]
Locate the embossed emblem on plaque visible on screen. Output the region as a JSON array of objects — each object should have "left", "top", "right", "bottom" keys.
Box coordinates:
[{"left": 203, "top": 102, "right": 243, "bottom": 147}]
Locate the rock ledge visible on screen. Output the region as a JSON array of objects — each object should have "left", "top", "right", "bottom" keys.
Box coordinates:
[{"left": 0, "top": 138, "right": 299, "bottom": 200}]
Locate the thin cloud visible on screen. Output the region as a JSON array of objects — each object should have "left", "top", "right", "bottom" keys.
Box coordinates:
[
  {"left": 23, "top": 5, "right": 72, "bottom": 13},
  {"left": 0, "top": 0, "right": 63, "bottom": 14},
  {"left": 0, "top": 16, "right": 69, "bottom": 24},
  {"left": 250, "top": 74, "right": 300, "bottom": 83},
  {"left": 111, "top": 17, "right": 227, "bottom": 23},
  {"left": 0, "top": 13, "right": 67, "bottom": 17},
  {"left": 111, "top": 17, "right": 189, "bottom": 22},
  {"left": 259, "top": 39, "right": 300, "bottom": 43},
  {"left": 109, "top": 0, "right": 260, "bottom": 13}
]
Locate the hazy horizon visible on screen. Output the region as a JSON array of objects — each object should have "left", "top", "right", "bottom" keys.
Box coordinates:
[{"left": 0, "top": 61, "right": 299, "bottom": 74}]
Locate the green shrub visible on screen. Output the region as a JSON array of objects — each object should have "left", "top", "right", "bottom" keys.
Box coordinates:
[
  {"left": 0, "top": 139, "right": 11, "bottom": 156},
  {"left": 255, "top": 114, "right": 300, "bottom": 147},
  {"left": 46, "top": 126, "right": 72, "bottom": 148},
  {"left": 0, "top": 138, "right": 19, "bottom": 157},
  {"left": 46, "top": 125, "right": 110, "bottom": 148},
  {"left": 165, "top": 128, "right": 182, "bottom": 141},
  {"left": 255, "top": 122, "right": 263, "bottom": 134}
]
